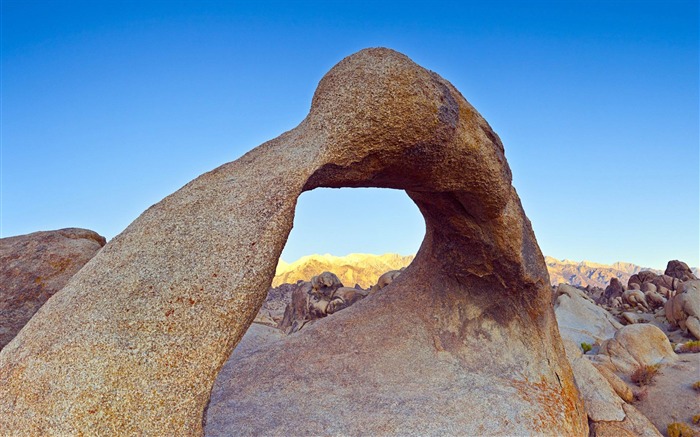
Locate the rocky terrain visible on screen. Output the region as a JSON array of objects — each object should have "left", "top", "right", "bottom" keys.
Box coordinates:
[
  {"left": 1, "top": 48, "right": 697, "bottom": 436},
  {"left": 275, "top": 253, "right": 696, "bottom": 291},
  {"left": 274, "top": 253, "right": 413, "bottom": 288},
  {"left": 211, "top": 259, "right": 700, "bottom": 437},
  {"left": 1, "top": 233, "right": 698, "bottom": 437},
  {"left": 0, "top": 228, "right": 106, "bottom": 350}
]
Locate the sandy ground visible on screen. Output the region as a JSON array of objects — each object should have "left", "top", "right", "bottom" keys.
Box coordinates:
[{"left": 632, "top": 352, "right": 700, "bottom": 436}]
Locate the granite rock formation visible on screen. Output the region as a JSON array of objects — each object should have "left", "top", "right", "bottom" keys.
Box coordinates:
[
  {"left": 554, "top": 284, "right": 622, "bottom": 347},
  {"left": 664, "top": 260, "right": 698, "bottom": 282},
  {"left": 0, "top": 228, "right": 106, "bottom": 350},
  {"left": 603, "top": 277, "right": 625, "bottom": 305},
  {"left": 664, "top": 280, "right": 700, "bottom": 340},
  {"left": 592, "top": 324, "right": 677, "bottom": 375},
  {"left": 0, "top": 48, "right": 587, "bottom": 435},
  {"left": 273, "top": 253, "right": 413, "bottom": 288}
]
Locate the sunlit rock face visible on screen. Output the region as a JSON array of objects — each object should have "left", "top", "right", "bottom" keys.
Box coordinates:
[{"left": 0, "top": 48, "right": 588, "bottom": 436}]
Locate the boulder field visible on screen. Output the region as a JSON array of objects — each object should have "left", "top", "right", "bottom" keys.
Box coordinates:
[{"left": 0, "top": 48, "right": 587, "bottom": 435}]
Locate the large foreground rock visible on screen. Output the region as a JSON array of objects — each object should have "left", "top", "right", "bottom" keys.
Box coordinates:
[
  {"left": 0, "top": 48, "right": 587, "bottom": 435},
  {"left": 555, "top": 283, "right": 622, "bottom": 346},
  {"left": 0, "top": 228, "right": 105, "bottom": 349}
]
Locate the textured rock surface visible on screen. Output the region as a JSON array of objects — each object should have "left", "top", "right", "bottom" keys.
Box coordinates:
[
  {"left": 253, "top": 283, "right": 296, "bottom": 327},
  {"left": 555, "top": 340, "right": 660, "bottom": 437},
  {"left": 0, "top": 48, "right": 587, "bottom": 435},
  {"left": 0, "top": 228, "right": 106, "bottom": 350},
  {"left": 562, "top": 340, "right": 626, "bottom": 422},
  {"left": 665, "top": 260, "right": 698, "bottom": 282},
  {"left": 664, "top": 280, "right": 700, "bottom": 340},
  {"left": 603, "top": 277, "right": 625, "bottom": 305},
  {"left": 592, "top": 362, "right": 634, "bottom": 403},
  {"left": 590, "top": 404, "right": 663, "bottom": 437},
  {"left": 555, "top": 283, "right": 622, "bottom": 346},
  {"left": 593, "top": 324, "right": 677, "bottom": 375}
]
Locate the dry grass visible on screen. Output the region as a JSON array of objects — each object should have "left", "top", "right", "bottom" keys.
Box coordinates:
[
  {"left": 693, "top": 381, "right": 700, "bottom": 392},
  {"left": 630, "top": 364, "right": 660, "bottom": 386},
  {"left": 692, "top": 415, "right": 700, "bottom": 425},
  {"left": 677, "top": 340, "right": 700, "bottom": 353},
  {"left": 633, "top": 387, "right": 648, "bottom": 402},
  {"left": 667, "top": 422, "right": 695, "bottom": 437}
]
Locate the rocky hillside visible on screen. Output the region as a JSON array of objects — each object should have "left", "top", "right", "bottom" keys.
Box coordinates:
[
  {"left": 544, "top": 257, "right": 662, "bottom": 289},
  {"left": 273, "top": 253, "right": 414, "bottom": 288},
  {"left": 275, "top": 253, "right": 698, "bottom": 290}
]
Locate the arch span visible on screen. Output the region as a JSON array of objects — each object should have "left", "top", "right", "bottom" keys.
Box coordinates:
[{"left": 0, "top": 48, "right": 587, "bottom": 436}]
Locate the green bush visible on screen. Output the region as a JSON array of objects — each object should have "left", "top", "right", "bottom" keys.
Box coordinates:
[
  {"left": 677, "top": 340, "right": 700, "bottom": 353},
  {"left": 580, "top": 342, "right": 592, "bottom": 353}
]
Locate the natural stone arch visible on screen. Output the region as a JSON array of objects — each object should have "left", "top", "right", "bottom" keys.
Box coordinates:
[{"left": 0, "top": 48, "right": 588, "bottom": 435}]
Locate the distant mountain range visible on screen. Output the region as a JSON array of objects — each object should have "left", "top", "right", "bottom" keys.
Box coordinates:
[
  {"left": 274, "top": 253, "right": 414, "bottom": 289},
  {"left": 544, "top": 257, "right": 659, "bottom": 289},
  {"left": 274, "top": 253, "right": 698, "bottom": 289}
]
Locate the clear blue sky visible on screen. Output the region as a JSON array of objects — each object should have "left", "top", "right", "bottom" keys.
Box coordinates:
[{"left": 2, "top": 1, "right": 698, "bottom": 269}]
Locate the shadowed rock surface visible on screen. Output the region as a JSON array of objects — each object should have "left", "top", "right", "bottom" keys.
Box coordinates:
[
  {"left": 664, "top": 260, "right": 697, "bottom": 282},
  {"left": 0, "top": 48, "right": 587, "bottom": 435},
  {"left": 0, "top": 228, "right": 106, "bottom": 350}
]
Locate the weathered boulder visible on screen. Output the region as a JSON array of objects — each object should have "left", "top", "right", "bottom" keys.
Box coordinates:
[
  {"left": 310, "top": 271, "right": 342, "bottom": 297},
  {"left": 0, "top": 228, "right": 106, "bottom": 349},
  {"left": 586, "top": 285, "right": 605, "bottom": 302},
  {"left": 593, "top": 324, "right": 677, "bottom": 375},
  {"left": 592, "top": 362, "right": 634, "bottom": 403},
  {"left": 640, "top": 282, "right": 656, "bottom": 293},
  {"left": 562, "top": 340, "right": 626, "bottom": 422},
  {"left": 0, "top": 48, "right": 587, "bottom": 435},
  {"left": 603, "top": 277, "right": 625, "bottom": 304},
  {"left": 664, "top": 260, "right": 697, "bottom": 282},
  {"left": 555, "top": 283, "right": 622, "bottom": 347},
  {"left": 325, "top": 286, "right": 366, "bottom": 314},
  {"left": 652, "top": 274, "right": 677, "bottom": 292},
  {"left": 589, "top": 404, "right": 662, "bottom": 437},
  {"left": 622, "top": 289, "right": 650, "bottom": 311},
  {"left": 278, "top": 281, "right": 315, "bottom": 334},
  {"left": 664, "top": 280, "right": 700, "bottom": 339},
  {"left": 562, "top": 340, "right": 660, "bottom": 437},
  {"left": 278, "top": 273, "right": 368, "bottom": 334},
  {"left": 253, "top": 282, "right": 296, "bottom": 327},
  {"left": 369, "top": 268, "right": 402, "bottom": 294},
  {"left": 643, "top": 289, "right": 666, "bottom": 309}
]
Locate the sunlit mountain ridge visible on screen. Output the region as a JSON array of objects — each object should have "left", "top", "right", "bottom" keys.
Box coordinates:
[{"left": 274, "top": 253, "right": 698, "bottom": 289}]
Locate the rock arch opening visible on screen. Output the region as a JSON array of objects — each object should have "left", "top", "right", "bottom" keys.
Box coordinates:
[
  {"left": 279, "top": 187, "right": 423, "bottom": 278},
  {"left": 0, "top": 48, "right": 588, "bottom": 436}
]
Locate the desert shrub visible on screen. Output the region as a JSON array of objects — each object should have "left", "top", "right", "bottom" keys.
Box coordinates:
[
  {"left": 693, "top": 381, "right": 700, "bottom": 392},
  {"left": 667, "top": 422, "right": 695, "bottom": 437},
  {"left": 692, "top": 414, "right": 700, "bottom": 425},
  {"left": 581, "top": 342, "right": 592, "bottom": 353},
  {"left": 633, "top": 387, "right": 648, "bottom": 402},
  {"left": 630, "top": 364, "right": 660, "bottom": 386},
  {"left": 677, "top": 340, "right": 700, "bottom": 353}
]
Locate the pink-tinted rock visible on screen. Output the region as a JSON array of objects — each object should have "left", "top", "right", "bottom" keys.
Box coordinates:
[
  {"left": 0, "top": 228, "right": 105, "bottom": 349},
  {"left": 664, "top": 260, "right": 697, "bottom": 282}
]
